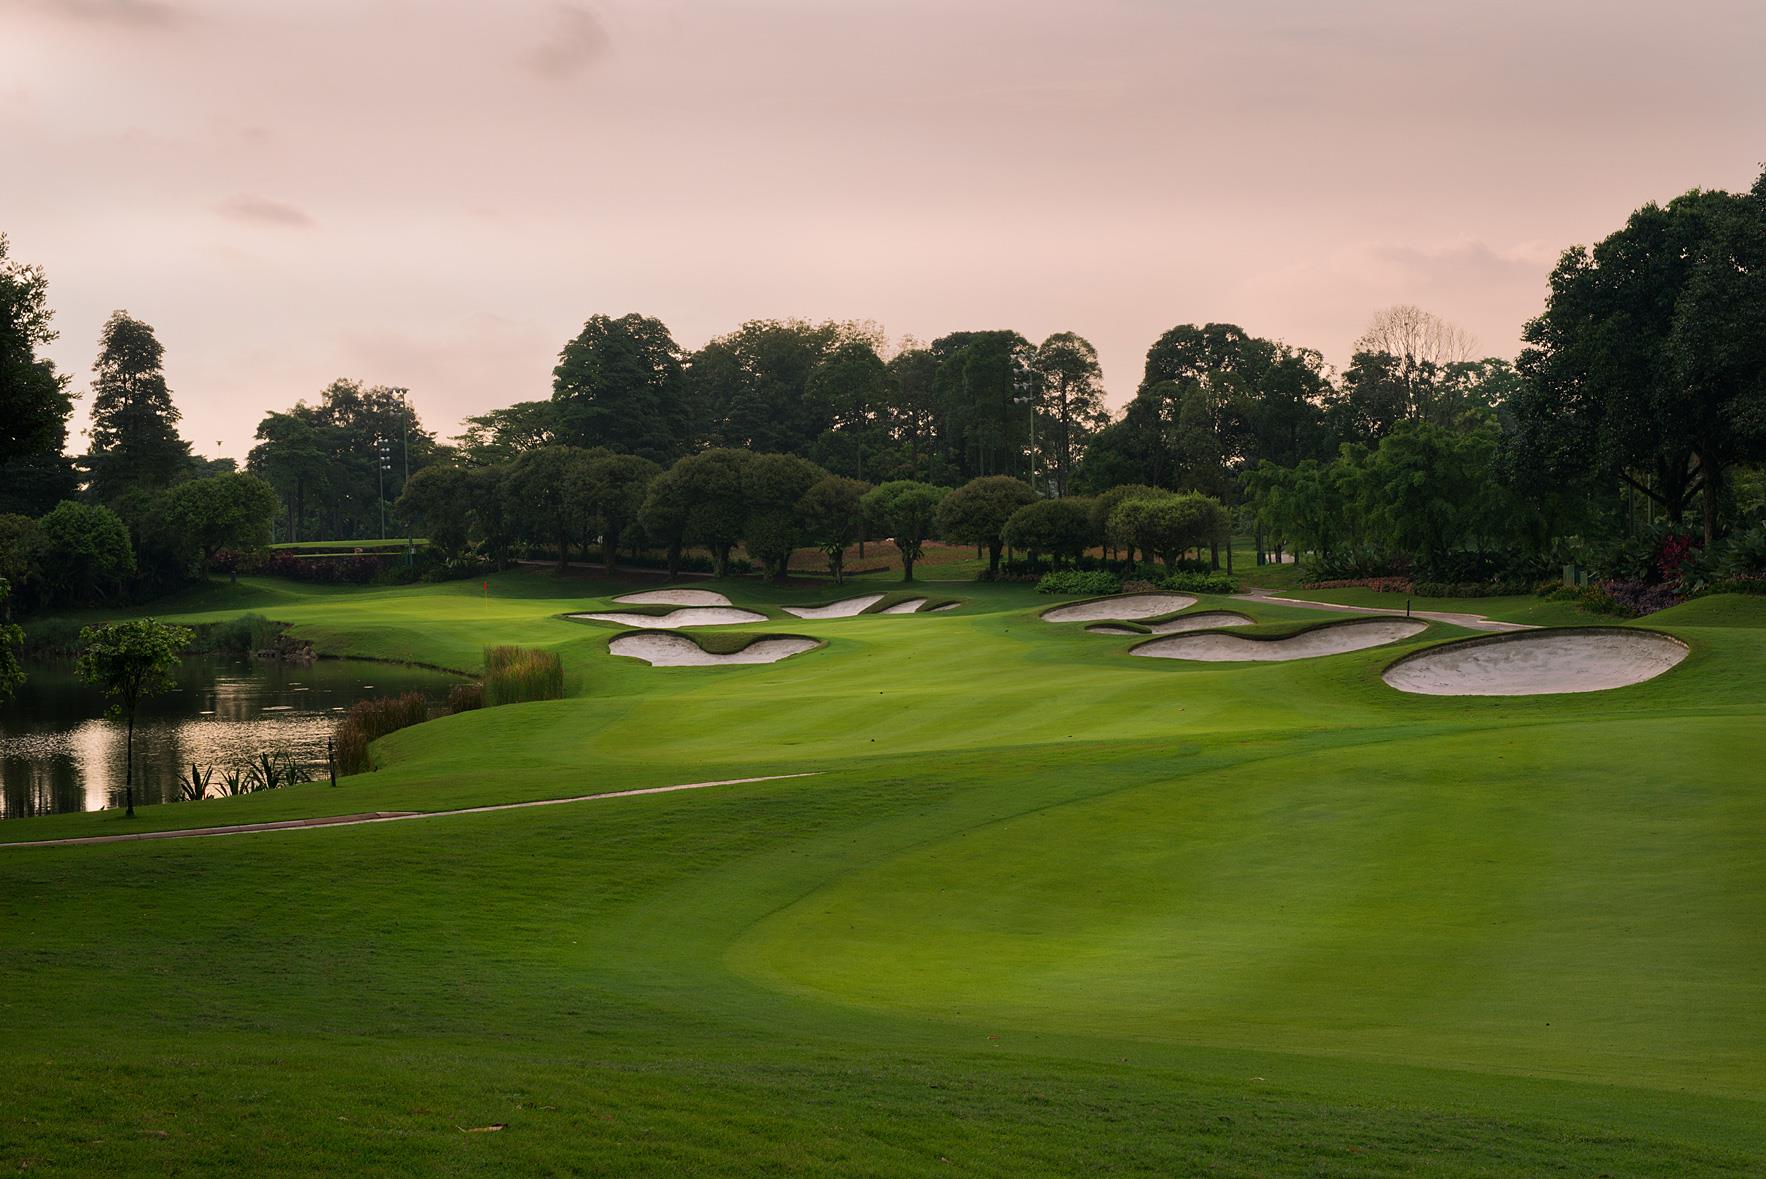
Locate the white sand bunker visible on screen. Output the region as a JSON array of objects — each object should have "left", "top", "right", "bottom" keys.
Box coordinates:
[
  {"left": 1144, "top": 611, "right": 1254, "bottom": 634},
  {"left": 881, "top": 598, "right": 927, "bottom": 614},
  {"left": 930, "top": 603, "right": 959, "bottom": 613},
  {"left": 609, "top": 633, "right": 819, "bottom": 667},
  {"left": 1042, "top": 593, "right": 1197, "bottom": 623},
  {"left": 1382, "top": 628, "right": 1688, "bottom": 696},
  {"left": 1087, "top": 624, "right": 1141, "bottom": 636},
  {"left": 783, "top": 594, "right": 885, "bottom": 619},
  {"left": 613, "top": 589, "right": 733, "bottom": 607},
  {"left": 570, "top": 607, "right": 768, "bottom": 628},
  {"left": 1135, "top": 618, "right": 1426, "bottom": 662}
]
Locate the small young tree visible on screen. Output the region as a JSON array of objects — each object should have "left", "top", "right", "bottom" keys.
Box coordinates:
[
  {"left": 934, "top": 475, "right": 1036, "bottom": 574},
  {"left": 1087, "top": 483, "right": 1165, "bottom": 562},
  {"left": 76, "top": 619, "right": 193, "bottom": 817},
  {"left": 862, "top": 480, "right": 946, "bottom": 583},
  {"left": 1109, "top": 493, "right": 1228, "bottom": 570},
  {"left": 797, "top": 475, "right": 870, "bottom": 583}
]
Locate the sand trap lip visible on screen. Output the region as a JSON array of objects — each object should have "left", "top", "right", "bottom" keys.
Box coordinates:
[
  {"left": 880, "top": 598, "right": 927, "bottom": 614},
  {"left": 569, "top": 607, "right": 768, "bottom": 628},
  {"left": 612, "top": 589, "right": 733, "bottom": 607},
  {"left": 1382, "top": 627, "right": 1689, "bottom": 696},
  {"left": 1087, "top": 624, "right": 1142, "bottom": 636},
  {"left": 609, "top": 633, "right": 819, "bottom": 667},
  {"left": 1042, "top": 593, "right": 1197, "bottom": 623},
  {"left": 783, "top": 594, "right": 885, "bottom": 619},
  {"left": 1144, "top": 611, "right": 1254, "bottom": 634},
  {"left": 930, "top": 603, "right": 959, "bottom": 612},
  {"left": 1134, "top": 617, "right": 1426, "bottom": 662}
]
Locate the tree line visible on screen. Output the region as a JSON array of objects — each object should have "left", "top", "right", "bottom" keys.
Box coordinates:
[{"left": 3, "top": 163, "right": 1764, "bottom": 615}]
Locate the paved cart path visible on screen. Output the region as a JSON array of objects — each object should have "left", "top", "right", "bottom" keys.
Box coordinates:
[
  {"left": 1233, "top": 588, "right": 1535, "bottom": 633},
  {"left": 0, "top": 773, "right": 819, "bottom": 850}
]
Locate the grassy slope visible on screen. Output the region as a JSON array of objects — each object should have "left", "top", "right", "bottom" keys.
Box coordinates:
[{"left": 1, "top": 572, "right": 1761, "bottom": 1174}]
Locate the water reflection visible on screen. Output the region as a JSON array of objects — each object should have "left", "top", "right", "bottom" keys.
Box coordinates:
[{"left": 0, "top": 656, "right": 458, "bottom": 818}]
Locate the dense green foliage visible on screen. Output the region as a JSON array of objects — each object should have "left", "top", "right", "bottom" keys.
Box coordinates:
[
  {"left": 0, "top": 235, "right": 76, "bottom": 514},
  {"left": 73, "top": 617, "right": 194, "bottom": 815}
]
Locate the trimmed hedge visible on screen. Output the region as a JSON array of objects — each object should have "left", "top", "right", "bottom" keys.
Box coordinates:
[{"left": 1036, "top": 570, "right": 1122, "bottom": 596}]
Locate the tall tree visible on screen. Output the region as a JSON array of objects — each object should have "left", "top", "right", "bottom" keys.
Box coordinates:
[
  {"left": 1514, "top": 171, "right": 1766, "bottom": 544},
  {"left": 0, "top": 236, "right": 76, "bottom": 515},
  {"left": 806, "top": 340, "right": 891, "bottom": 481},
  {"left": 83, "top": 311, "right": 190, "bottom": 501},
  {"left": 552, "top": 314, "right": 689, "bottom": 462},
  {"left": 247, "top": 381, "right": 441, "bottom": 541},
  {"left": 162, "top": 472, "right": 278, "bottom": 577},
  {"left": 583, "top": 452, "right": 660, "bottom": 573},
  {"left": 1032, "top": 332, "right": 1110, "bottom": 496},
  {"left": 454, "top": 400, "right": 558, "bottom": 466},
  {"left": 742, "top": 453, "right": 826, "bottom": 580}
]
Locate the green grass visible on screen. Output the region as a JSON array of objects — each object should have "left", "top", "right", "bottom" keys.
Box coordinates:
[
  {"left": 1261, "top": 584, "right": 1596, "bottom": 626},
  {"left": 1, "top": 570, "right": 1761, "bottom": 1174}
]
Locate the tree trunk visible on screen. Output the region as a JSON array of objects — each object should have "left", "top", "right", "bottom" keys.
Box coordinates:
[
  {"left": 604, "top": 524, "right": 620, "bottom": 574},
  {"left": 556, "top": 523, "right": 569, "bottom": 572},
  {"left": 903, "top": 553, "right": 916, "bottom": 583},
  {"left": 713, "top": 545, "right": 730, "bottom": 578},
  {"left": 988, "top": 540, "right": 1003, "bottom": 575},
  {"left": 667, "top": 540, "right": 682, "bottom": 579}
]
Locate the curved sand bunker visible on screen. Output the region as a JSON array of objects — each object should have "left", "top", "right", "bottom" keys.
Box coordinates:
[
  {"left": 880, "top": 598, "right": 928, "bottom": 614},
  {"left": 613, "top": 589, "right": 733, "bottom": 607},
  {"left": 783, "top": 594, "right": 885, "bottom": 619},
  {"left": 1144, "top": 610, "right": 1254, "bottom": 634},
  {"left": 609, "top": 633, "right": 819, "bottom": 667},
  {"left": 930, "top": 603, "right": 960, "bottom": 613},
  {"left": 1042, "top": 593, "right": 1197, "bottom": 623},
  {"left": 570, "top": 607, "right": 768, "bottom": 628},
  {"left": 1382, "top": 628, "right": 1688, "bottom": 696},
  {"left": 1134, "top": 618, "right": 1426, "bottom": 662},
  {"left": 1087, "top": 625, "right": 1141, "bottom": 636}
]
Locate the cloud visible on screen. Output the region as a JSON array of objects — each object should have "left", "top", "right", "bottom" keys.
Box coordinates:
[
  {"left": 38, "top": 0, "right": 185, "bottom": 31},
  {"left": 519, "top": 3, "right": 610, "bottom": 81},
  {"left": 215, "top": 194, "right": 315, "bottom": 229}
]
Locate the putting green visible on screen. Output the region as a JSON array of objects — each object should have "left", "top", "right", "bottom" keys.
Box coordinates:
[{"left": 1, "top": 571, "right": 1761, "bottom": 1174}]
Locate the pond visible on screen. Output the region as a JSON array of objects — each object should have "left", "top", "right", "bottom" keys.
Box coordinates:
[{"left": 0, "top": 656, "right": 461, "bottom": 819}]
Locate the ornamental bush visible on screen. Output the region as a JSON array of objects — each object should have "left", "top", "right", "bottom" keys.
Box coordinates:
[{"left": 1036, "top": 570, "right": 1122, "bottom": 596}]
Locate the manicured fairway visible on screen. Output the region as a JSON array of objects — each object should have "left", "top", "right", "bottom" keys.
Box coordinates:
[{"left": 1, "top": 572, "right": 1762, "bottom": 1174}]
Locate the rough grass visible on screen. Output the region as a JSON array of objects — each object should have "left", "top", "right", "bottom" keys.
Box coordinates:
[
  {"left": 1, "top": 571, "right": 1761, "bottom": 1174},
  {"left": 483, "top": 644, "right": 564, "bottom": 706}
]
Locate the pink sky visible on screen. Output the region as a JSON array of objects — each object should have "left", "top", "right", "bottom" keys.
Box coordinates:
[{"left": 4, "top": 0, "right": 1763, "bottom": 460}]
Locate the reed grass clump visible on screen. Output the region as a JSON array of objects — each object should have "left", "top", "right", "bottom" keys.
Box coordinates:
[
  {"left": 332, "top": 691, "right": 430, "bottom": 775},
  {"left": 483, "top": 645, "right": 564, "bottom": 706},
  {"left": 446, "top": 681, "right": 484, "bottom": 713}
]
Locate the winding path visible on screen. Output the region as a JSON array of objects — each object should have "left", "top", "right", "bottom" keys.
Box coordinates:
[
  {"left": 0, "top": 773, "right": 819, "bottom": 851},
  {"left": 1232, "top": 588, "right": 1535, "bottom": 633}
]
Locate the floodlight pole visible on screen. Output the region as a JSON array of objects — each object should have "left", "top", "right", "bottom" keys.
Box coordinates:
[{"left": 389, "top": 386, "right": 413, "bottom": 566}]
